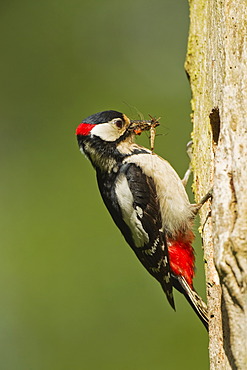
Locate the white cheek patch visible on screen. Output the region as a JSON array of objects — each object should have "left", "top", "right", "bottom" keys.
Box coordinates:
[
  {"left": 91, "top": 122, "right": 122, "bottom": 142},
  {"left": 115, "top": 174, "right": 149, "bottom": 247}
]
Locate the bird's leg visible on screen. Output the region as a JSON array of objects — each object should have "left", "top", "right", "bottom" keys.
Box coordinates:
[
  {"left": 192, "top": 188, "right": 213, "bottom": 215},
  {"left": 181, "top": 140, "right": 213, "bottom": 214},
  {"left": 197, "top": 188, "right": 213, "bottom": 211},
  {"left": 182, "top": 166, "right": 192, "bottom": 187},
  {"left": 197, "top": 188, "right": 213, "bottom": 208},
  {"left": 182, "top": 141, "right": 193, "bottom": 187}
]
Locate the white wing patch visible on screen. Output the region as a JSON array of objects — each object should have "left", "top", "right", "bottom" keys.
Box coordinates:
[
  {"left": 143, "top": 236, "right": 159, "bottom": 255},
  {"left": 115, "top": 174, "right": 149, "bottom": 247},
  {"left": 123, "top": 153, "right": 194, "bottom": 237},
  {"left": 135, "top": 206, "right": 143, "bottom": 218}
]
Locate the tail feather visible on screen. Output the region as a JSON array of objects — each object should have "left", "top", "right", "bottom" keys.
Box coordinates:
[{"left": 173, "top": 275, "right": 209, "bottom": 331}]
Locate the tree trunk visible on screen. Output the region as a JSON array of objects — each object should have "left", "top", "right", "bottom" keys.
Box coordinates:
[{"left": 185, "top": 1, "right": 247, "bottom": 369}]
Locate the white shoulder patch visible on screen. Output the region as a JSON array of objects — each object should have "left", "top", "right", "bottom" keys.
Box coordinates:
[
  {"left": 123, "top": 153, "right": 194, "bottom": 236},
  {"left": 115, "top": 173, "right": 149, "bottom": 247}
]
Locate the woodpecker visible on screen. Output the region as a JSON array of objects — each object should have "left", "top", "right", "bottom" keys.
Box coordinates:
[{"left": 76, "top": 110, "right": 209, "bottom": 330}]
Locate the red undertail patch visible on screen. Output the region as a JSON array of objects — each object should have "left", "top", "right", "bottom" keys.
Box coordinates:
[{"left": 168, "top": 240, "right": 195, "bottom": 288}]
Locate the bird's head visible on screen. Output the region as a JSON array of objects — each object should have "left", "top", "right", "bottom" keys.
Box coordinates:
[
  {"left": 76, "top": 110, "right": 152, "bottom": 170},
  {"left": 76, "top": 110, "right": 133, "bottom": 144}
]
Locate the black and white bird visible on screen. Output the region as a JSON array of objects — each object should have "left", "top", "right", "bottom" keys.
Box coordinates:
[{"left": 76, "top": 110, "right": 209, "bottom": 330}]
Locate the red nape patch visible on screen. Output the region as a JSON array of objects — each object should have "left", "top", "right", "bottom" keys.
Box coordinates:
[
  {"left": 76, "top": 123, "right": 96, "bottom": 136},
  {"left": 168, "top": 240, "right": 195, "bottom": 288}
]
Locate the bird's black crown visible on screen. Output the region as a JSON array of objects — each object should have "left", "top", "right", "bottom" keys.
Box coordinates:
[{"left": 82, "top": 110, "right": 124, "bottom": 124}]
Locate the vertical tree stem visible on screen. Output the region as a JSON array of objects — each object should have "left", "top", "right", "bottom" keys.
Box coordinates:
[{"left": 185, "top": 1, "right": 247, "bottom": 368}]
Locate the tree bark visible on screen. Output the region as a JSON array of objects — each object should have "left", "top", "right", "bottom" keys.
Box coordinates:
[{"left": 185, "top": 1, "right": 247, "bottom": 369}]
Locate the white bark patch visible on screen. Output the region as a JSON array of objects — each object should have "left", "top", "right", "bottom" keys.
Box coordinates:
[{"left": 115, "top": 174, "right": 149, "bottom": 247}]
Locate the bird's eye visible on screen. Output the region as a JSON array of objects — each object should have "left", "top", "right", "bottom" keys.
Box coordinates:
[{"left": 114, "top": 119, "right": 124, "bottom": 129}]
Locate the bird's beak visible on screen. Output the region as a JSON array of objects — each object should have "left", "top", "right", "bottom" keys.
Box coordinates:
[
  {"left": 128, "top": 120, "right": 145, "bottom": 135},
  {"left": 128, "top": 117, "right": 160, "bottom": 135}
]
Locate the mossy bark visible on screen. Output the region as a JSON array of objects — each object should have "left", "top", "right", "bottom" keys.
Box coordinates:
[{"left": 185, "top": 1, "right": 247, "bottom": 369}]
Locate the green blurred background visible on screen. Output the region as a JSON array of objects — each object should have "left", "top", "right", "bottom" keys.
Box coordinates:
[{"left": 0, "top": 1, "right": 209, "bottom": 369}]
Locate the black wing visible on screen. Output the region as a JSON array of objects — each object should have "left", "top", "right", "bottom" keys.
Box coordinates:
[{"left": 97, "top": 163, "right": 175, "bottom": 309}]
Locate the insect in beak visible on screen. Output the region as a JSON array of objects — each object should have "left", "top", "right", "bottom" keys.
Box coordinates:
[{"left": 129, "top": 115, "right": 160, "bottom": 152}]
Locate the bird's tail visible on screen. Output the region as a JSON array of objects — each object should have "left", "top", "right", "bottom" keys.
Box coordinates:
[{"left": 173, "top": 275, "right": 209, "bottom": 331}]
